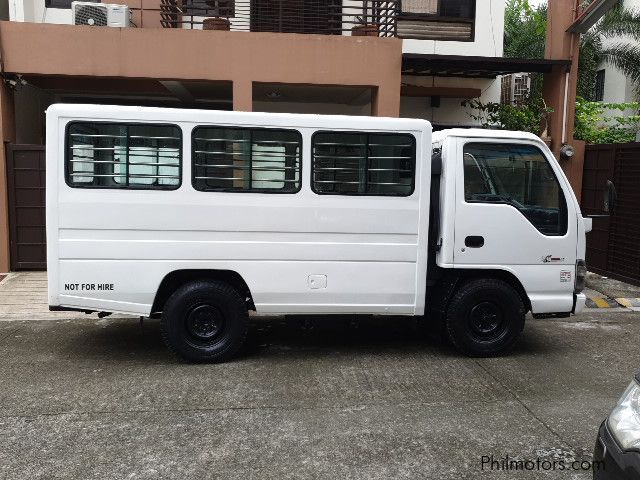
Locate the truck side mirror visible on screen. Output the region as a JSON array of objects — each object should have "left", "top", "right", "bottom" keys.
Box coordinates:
[{"left": 604, "top": 180, "right": 617, "bottom": 215}]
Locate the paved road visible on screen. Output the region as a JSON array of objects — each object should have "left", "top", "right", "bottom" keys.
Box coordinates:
[{"left": 0, "top": 309, "right": 638, "bottom": 479}]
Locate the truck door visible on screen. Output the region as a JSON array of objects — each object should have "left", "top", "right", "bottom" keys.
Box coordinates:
[{"left": 452, "top": 139, "right": 578, "bottom": 313}]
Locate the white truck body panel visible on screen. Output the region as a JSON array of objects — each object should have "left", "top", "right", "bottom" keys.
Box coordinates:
[{"left": 47, "top": 104, "right": 431, "bottom": 316}]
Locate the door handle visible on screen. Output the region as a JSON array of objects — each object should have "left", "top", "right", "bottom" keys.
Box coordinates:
[{"left": 465, "top": 236, "right": 484, "bottom": 248}]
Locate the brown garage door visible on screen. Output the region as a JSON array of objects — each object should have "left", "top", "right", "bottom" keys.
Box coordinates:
[
  {"left": 6, "top": 143, "right": 46, "bottom": 270},
  {"left": 581, "top": 142, "right": 640, "bottom": 286}
]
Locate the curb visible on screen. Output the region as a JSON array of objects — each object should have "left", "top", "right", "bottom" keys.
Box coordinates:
[
  {"left": 614, "top": 298, "right": 640, "bottom": 309},
  {"left": 585, "top": 296, "right": 621, "bottom": 308}
]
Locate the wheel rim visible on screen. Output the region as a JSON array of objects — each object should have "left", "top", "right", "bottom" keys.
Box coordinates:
[
  {"left": 468, "top": 301, "right": 504, "bottom": 341},
  {"left": 185, "top": 304, "right": 225, "bottom": 343}
]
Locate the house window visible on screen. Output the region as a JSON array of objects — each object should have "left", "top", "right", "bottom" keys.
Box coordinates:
[
  {"left": 595, "top": 69, "right": 606, "bottom": 102},
  {"left": 46, "top": 0, "right": 97, "bottom": 9},
  {"left": 401, "top": 0, "right": 439, "bottom": 14},
  {"left": 184, "top": 0, "right": 234, "bottom": 17},
  {"left": 66, "top": 123, "right": 181, "bottom": 190},
  {"left": 250, "top": 0, "right": 337, "bottom": 34},
  {"left": 312, "top": 132, "right": 415, "bottom": 196},
  {"left": 397, "top": 0, "right": 476, "bottom": 41},
  {"left": 439, "top": 0, "right": 475, "bottom": 18},
  {"left": 401, "top": 0, "right": 475, "bottom": 19},
  {"left": 192, "top": 127, "right": 301, "bottom": 193}
]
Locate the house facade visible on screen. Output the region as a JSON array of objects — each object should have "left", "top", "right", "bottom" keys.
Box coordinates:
[
  {"left": 0, "top": 0, "right": 566, "bottom": 272},
  {"left": 594, "top": 0, "right": 640, "bottom": 105}
]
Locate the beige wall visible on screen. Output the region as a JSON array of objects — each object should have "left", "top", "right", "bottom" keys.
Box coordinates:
[{"left": 0, "top": 22, "right": 402, "bottom": 116}]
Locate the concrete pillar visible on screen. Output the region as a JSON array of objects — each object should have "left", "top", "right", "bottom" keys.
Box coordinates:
[
  {"left": 0, "top": 83, "right": 16, "bottom": 273},
  {"left": 371, "top": 85, "right": 400, "bottom": 118},
  {"left": 233, "top": 80, "right": 253, "bottom": 112},
  {"left": 543, "top": 0, "right": 582, "bottom": 190}
]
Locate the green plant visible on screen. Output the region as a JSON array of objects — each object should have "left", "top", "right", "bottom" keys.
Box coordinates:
[
  {"left": 504, "top": 0, "right": 547, "bottom": 60},
  {"left": 574, "top": 98, "right": 640, "bottom": 143},
  {"left": 461, "top": 99, "right": 553, "bottom": 134}
]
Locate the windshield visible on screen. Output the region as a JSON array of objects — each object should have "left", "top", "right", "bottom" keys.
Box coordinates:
[{"left": 463, "top": 142, "right": 568, "bottom": 236}]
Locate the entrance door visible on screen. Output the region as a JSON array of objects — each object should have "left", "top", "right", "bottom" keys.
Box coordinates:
[
  {"left": 452, "top": 138, "right": 578, "bottom": 313},
  {"left": 6, "top": 144, "right": 47, "bottom": 270}
]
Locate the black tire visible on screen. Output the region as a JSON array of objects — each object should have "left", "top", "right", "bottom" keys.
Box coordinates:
[
  {"left": 445, "top": 278, "right": 525, "bottom": 357},
  {"left": 160, "top": 280, "right": 248, "bottom": 363}
]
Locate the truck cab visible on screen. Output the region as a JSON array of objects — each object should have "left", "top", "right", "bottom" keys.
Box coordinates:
[{"left": 428, "top": 129, "right": 589, "bottom": 355}]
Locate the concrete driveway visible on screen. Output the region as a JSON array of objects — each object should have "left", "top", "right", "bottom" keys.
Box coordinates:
[{"left": 0, "top": 273, "right": 638, "bottom": 479}]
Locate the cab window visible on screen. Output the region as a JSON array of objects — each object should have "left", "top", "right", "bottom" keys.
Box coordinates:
[{"left": 463, "top": 143, "right": 568, "bottom": 236}]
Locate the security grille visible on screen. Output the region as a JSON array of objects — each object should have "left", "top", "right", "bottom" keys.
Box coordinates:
[
  {"left": 66, "top": 123, "right": 182, "bottom": 190},
  {"left": 192, "top": 127, "right": 302, "bottom": 193},
  {"left": 312, "top": 132, "right": 415, "bottom": 196}
]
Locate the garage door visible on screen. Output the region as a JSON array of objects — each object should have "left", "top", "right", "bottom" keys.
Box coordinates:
[{"left": 6, "top": 143, "right": 46, "bottom": 270}]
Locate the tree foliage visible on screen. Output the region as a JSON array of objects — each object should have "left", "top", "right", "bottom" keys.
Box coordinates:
[
  {"left": 574, "top": 98, "right": 640, "bottom": 143},
  {"left": 461, "top": 98, "right": 553, "bottom": 134},
  {"left": 504, "top": 0, "right": 547, "bottom": 59}
]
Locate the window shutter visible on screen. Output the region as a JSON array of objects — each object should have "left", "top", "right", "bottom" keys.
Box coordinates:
[{"left": 401, "top": 0, "right": 438, "bottom": 14}]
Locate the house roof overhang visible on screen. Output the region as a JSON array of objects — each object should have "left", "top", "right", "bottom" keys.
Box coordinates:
[
  {"left": 567, "top": 0, "right": 618, "bottom": 34},
  {"left": 402, "top": 54, "right": 571, "bottom": 78}
]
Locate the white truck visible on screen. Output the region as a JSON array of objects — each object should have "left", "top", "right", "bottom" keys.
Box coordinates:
[{"left": 46, "top": 104, "right": 591, "bottom": 362}]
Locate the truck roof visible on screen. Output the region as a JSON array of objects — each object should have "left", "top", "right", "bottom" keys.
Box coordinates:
[
  {"left": 46, "top": 104, "right": 432, "bottom": 133},
  {"left": 433, "top": 128, "right": 542, "bottom": 142}
]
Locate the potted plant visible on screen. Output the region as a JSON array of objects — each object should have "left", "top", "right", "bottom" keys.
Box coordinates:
[
  {"left": 202, "top": 0, "right": 231, "bottom": 31},
  {"left": 351, "top": 15, "right": 378, "bottom": 37}
]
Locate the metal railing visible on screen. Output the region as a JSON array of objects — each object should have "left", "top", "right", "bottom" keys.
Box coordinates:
[{"left": 156, "top": 0, "right": 399, "bottom": 36}]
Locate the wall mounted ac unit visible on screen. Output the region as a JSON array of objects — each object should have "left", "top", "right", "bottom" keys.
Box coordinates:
[{"left": 71, "top": 2, "right": 130, "bottom": 27}]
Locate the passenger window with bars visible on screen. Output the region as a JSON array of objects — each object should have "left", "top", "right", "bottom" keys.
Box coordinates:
[
  {"left": 192, "top": 127, "right": 301, "bottom": 193},
  {"left": 66, "top": 123, "right": 181, "bottom": 189},
  {"left": 312, "top": 132, "right": 415, "bottom": 196}
]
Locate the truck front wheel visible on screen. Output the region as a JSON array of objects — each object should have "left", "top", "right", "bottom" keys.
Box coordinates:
[
  {"left": 160, "top": 280, "right": 249, "bottom": 363},
  {"left": 445, "top": 278, "right": 525, "bottom": 357}
]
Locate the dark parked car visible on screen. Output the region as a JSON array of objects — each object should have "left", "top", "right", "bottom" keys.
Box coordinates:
[{"left": 594, "top": 372, "right": 640, "bottom": 479}]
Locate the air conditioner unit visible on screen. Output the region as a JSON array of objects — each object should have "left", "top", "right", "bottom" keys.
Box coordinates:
[{"left": 71, "top": 2, "right": 130, "bottom": 27}]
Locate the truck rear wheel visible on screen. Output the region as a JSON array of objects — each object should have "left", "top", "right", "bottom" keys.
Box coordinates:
[
  {"left": 445, "top": 278, "right": 525, "bottom": 357},
  {"left": 160, "top": 280, "right": 248, "bottom": 363}
]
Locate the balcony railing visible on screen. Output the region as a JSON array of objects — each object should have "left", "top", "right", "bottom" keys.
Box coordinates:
[
  {"left": 156, "top": 0, "right": 399, "bottom": 36},
  {"left": 121, "top": 0, "right": 475, "bottom": 41}
]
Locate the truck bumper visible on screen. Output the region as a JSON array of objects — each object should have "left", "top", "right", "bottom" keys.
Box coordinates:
[{"left": 573, "top": 293, "right": 586, "bottom": 314}]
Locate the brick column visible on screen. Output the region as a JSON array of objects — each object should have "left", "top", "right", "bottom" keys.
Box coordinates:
[
  {"left": 0, "top": 83, "right": 16, "bottom": 272},
  {"left": 543, "top": 0, "right": 582, "bottom": 191},
  {"left": 233, "top": 80, "right": 253, "bottom": 112},
  {"left": 371, "top": 84, "right": 401, "bottom": 117}
]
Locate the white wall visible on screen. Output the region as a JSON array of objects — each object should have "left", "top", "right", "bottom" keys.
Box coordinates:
[
  {"left": 598, "top": 0, "right": 640, "bottom": 105},
  {"left": 9, "top": 0, "right": 71, "bottom": 23},
  {"left": 402, "top": 0, "right": 505, "bottom": 57},
  {"left": 399, "top": 75, "right": 501, "bottom": 126},
  {"left": 253, "top": 100, "right": 371, "bottom": 116}
]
